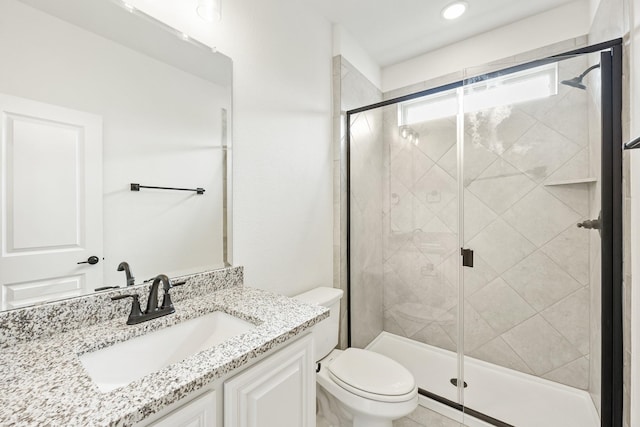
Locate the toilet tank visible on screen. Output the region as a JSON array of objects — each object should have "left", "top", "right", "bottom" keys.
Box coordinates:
[{"left": 293, "top": 287, "right": 343, "bottom": 361}]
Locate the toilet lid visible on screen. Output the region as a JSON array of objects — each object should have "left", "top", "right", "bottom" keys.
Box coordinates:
[{"left": 327, "top": 348, "right": 415, "bottom": 398}]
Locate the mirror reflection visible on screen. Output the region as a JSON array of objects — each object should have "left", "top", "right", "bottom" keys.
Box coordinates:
[{"left": 0, "top": 0, "right": 232, "bottom": 310}]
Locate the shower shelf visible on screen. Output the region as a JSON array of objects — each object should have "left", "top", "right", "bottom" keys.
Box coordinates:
[{"left": 544, "top": 177, "right": 597, "bottom": 186}]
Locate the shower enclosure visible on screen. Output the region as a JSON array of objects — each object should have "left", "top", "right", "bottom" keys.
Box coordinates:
[{"left": 347, "top": 41, "right": 622, "bottom": 427}]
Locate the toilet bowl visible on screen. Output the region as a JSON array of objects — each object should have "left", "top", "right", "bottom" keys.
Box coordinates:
[{"left": 294, "top": 287, "right": 418, "bottom": 427}]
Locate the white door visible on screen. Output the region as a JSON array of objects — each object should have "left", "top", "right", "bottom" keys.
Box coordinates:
[{"left": 0, "top": 94, "right": 103, "bottom": 310}]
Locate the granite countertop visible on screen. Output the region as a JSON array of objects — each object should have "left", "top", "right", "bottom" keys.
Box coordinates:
[{"left": 0, "top": 286, "right": 328, "bottom": 426}]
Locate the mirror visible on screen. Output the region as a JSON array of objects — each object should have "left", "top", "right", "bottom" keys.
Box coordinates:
[{"left": 0, "top": 0, "right": 232, "bottom": 310}]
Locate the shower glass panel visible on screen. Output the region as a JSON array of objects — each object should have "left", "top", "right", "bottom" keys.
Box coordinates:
[
  {"left": 460, "top": 53, "right": 601, "bottom": 426},
  {"left": 349, "top": 93, "right": 464, "bottom": 405},
  {"left": 348, "top": 45, "right": 615, "bottom": 427}
]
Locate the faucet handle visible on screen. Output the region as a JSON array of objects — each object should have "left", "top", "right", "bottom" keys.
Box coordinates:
[
  {"left": 160, "top": 280, "right": 185, "bottom": 310},
  {"left": 111, "top": 294, "right": 143, "bottom": 324}
]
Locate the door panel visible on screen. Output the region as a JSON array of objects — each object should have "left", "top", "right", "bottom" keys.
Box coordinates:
[
  {"left": 7, "top": 114, "right": 82, "bottom": 251},
  {"left": 0, "top": 94, "right": 103, "bottom": 309},
  {"left": 461, "top": 55, "right": 598, "bottom": 426},
  {"left": 224, "top": 335, "right": 314, "bottom": 427}
]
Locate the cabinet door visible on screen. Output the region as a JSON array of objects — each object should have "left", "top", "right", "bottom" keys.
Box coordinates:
[
  {"left": 224, "top": 334, "right": 314, "bottom": 427},
  {"left": 150, "top": 390, "right": 216, "bottom": 427}
]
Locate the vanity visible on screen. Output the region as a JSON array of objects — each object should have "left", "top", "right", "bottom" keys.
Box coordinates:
[
  {"left": 0, "top": 2, "right": 323, "bottom": 425},
  {"left": 0, "top": 266, "right": 327, "bottom": 426}
]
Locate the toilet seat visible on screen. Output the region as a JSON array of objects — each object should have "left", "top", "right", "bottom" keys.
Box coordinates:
[{"left": 327, "top": 348, "right": 416, "bottom": 403}]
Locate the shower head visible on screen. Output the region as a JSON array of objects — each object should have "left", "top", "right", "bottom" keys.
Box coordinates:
[
  {"left": 560, "top": 77, "right": 587, "bottom": 90},
  {"left": 560, "top": 63, "right": 600, "bottom": 90}
]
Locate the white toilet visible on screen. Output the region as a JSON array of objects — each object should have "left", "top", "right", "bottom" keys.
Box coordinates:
[{"left": 294, "top": 287, "right": 418, "bottom": 427}]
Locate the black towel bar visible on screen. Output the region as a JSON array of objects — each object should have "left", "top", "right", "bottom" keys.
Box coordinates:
[
  {"left": 130, "top": 183, "right": 205, "bottom": 194},
  {"left": 624, "top": 136, "right": 640, "bottom": 150}
]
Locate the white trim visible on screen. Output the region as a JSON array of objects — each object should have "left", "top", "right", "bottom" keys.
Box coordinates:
[{"left": 631, "top": 151, "right": 640, "bottom": 427}]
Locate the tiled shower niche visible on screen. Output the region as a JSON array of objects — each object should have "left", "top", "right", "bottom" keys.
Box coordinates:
[{"left": 365, "top": 56, "right": 598, "bottom": 390}]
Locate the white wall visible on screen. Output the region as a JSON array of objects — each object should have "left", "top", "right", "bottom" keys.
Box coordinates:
[
  {"left": 130, "top": 0, "right": 334, "bottom": 296},
  {"left": 332, "top": 24, "right": 382, "bottom": 90},
  {"left": 382, "top": 0, "right": 590, "bottom": 92},
  {"left": 591, "top": 0, "right": 603, "bottom": 24}
]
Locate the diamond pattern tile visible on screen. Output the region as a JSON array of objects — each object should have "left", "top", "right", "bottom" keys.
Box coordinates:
[
  {"left": 468, "top": 337, "right": 533, "bottom": 374},
  {"left": 391, "top": 145, "right": 434, "bottom": 189},
  {"left": 502, "top": 251, "right": 583, "bottom": 311},
  {"left": 437, "top": 189, "right": 497, "bottom": 241},
  {"left": 383, "top": 267, "right": 416, "bottom": 313},
  {"left": 502, "top": 315, "right": 583, "bottom": 376},
  {"left": 385, "top": 239, "right": 434, "bottom": 289},
  {"left": 439, "top": 133, "right": 498, "bottom": 185},
  {"left": 544, "top": 148, "right": 589, "bottom": 183},
  {"left": 465, "top": 106, "right": 536, "bottom": 155},
  {"left": 541, "top": 287, "right": 590, "bottom": 356},
  {"left": 544, "top": 149, "right": 590, "bottom": 215},
  {"left": 468, "top": 277, "right": 536, "bottom": 334},
  {"left": 411, "top": 322, "right": 457, "bottom": 352},
  {"left": 545, "top": 182, "right": 590, "bottom": 217},
  {"left": 389, "top": 176, "right": 410, "bottom": 209},
  {"left": 390, "top": 190, "right": 435, "bottom": 232},
  {"left": 540, "top": 89, "right": 589, "bottom": 146},
  {"left": 502, "top": 187, "right": 582, "bottom": 247},
  {"left": 541, "top": 225, "right": 589, "bottom": 285},
  {"left": 462, "top": 189, "right": 498, "bottom": 239},
  {"left": 412, "top": 164, "right": 457, "bottom": 214},
  {"left": 413, "top": 117, "right": 457, "bottom": 162},
  {"left": 542, "top": 357, "right": 589, "bottom": 390},
  {"left": 462, "top": 254, "right": 498, "bottom": 296},
  {"left": 468, "top": 218, "right": 536, "bottom": 274},
  {"left": 442, "top": 302, "right": 498, "bottom": 352},
  {"left": 413, "top": 217, "right": 457, "bottom": 265},
  {"left": 502, "top": 122, "right": 581, "bottom": 183},
  {"left": 467, "top": 158, "right": 536, "bottom": 214}
]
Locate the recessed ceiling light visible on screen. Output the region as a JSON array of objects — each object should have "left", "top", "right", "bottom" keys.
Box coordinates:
[{"left": 441, "top": 1, "right": 468, "bottom": 20}]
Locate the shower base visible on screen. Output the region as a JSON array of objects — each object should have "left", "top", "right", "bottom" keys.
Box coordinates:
[{"left": 367, "top": 332, "right": 599, "bottom": 427}]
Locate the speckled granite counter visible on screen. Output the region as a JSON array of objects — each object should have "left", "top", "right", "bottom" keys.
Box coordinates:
[{"left": 0, "top": 278, "right": 328, "bottom": 426}]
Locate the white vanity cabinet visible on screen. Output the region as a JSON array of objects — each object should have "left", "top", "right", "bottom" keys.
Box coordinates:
[
  {"left": 149, "top": 391, "right": 217, "bottom": 427},
  {"left": 224, "top": 334, "right": 315, "bottom": 427},
  {"left": 139, "top": 333, "right": 315, "bottom": 427}
]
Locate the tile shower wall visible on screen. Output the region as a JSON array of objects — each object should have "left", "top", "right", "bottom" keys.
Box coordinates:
[
  {"left": 333, "top": 56, "right": 383, "bottom": 348},
  {"left": 382, "top": 58, "right": 594, "bottom": 389}
]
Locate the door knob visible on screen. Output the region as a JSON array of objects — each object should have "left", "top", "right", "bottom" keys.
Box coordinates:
[{"left": 77, "top": 256, "right": 100, "bottom": 265}]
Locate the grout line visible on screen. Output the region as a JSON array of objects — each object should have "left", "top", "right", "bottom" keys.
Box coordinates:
[{"left": 539, "top": 221, "right": 591, "bottom": 286}]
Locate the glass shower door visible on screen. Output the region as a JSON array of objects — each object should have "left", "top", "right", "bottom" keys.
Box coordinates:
[
  {"left": 349, "top": 91, "right": 465, "bottom": 408},
  {"left": 460, "top": 53, "right": 601, "bottom": 426}
]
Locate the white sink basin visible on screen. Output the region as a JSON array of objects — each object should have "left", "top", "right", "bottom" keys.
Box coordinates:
[{"left": 79, "top": 312, "right": 256, "bottom": 392}]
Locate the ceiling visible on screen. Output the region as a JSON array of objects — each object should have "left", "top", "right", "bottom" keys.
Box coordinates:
[{"left": 304, "top": 0, "right": 582, "bottom": 67}]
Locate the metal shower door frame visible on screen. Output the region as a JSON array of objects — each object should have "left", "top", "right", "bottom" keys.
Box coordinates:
[{"left": 345, "top": 38, "right": 623, "bottom": 427}]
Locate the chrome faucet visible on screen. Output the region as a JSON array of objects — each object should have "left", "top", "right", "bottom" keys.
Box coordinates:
[
  {"left": 117, "top": 262, "right": 135, "bottom": 286},
  {"left": 111, "top": 274, "right": 183, "bottom": 325}
]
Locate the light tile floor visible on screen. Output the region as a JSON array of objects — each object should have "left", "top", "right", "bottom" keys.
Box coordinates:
[{"left": 394, "top": 405, "right": 466, "bottom": 427}]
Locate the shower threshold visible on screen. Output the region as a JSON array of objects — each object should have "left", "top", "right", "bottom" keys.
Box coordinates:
[{"left": 366, "top": 332, "right": 599, "bottom": 427}]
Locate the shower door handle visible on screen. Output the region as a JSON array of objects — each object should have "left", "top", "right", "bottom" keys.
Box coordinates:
[{"left": 461, "top": 248, "right": 474, "bottom": 268}]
